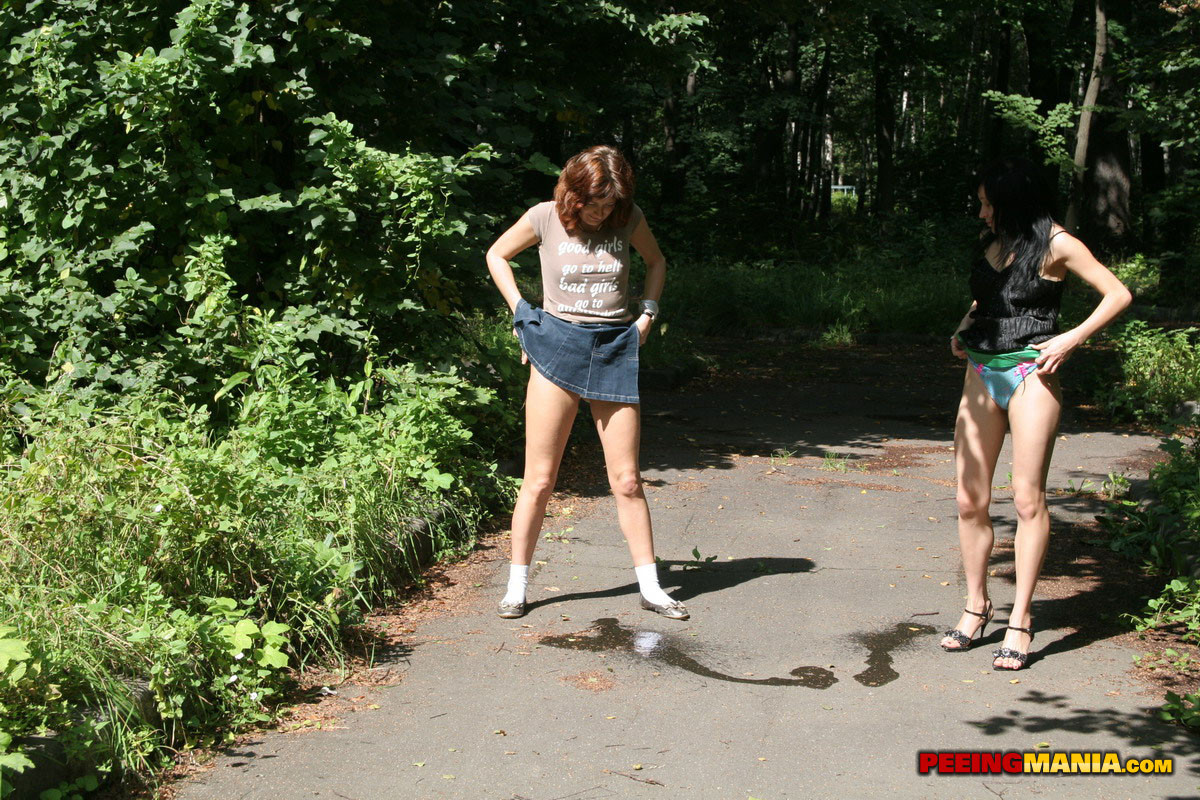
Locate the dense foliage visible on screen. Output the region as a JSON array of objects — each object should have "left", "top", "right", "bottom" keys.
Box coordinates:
[
  {"left": 1, "top": 0, "right": 1198, "bottom": 791},
  {"left": 1104, "top": 433, "right": 1200, "bottom": 729}
]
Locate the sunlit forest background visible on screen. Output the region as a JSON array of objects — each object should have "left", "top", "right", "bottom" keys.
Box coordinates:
[{"left": 2, "top": 1, "right": 1198, "bottom": 791}]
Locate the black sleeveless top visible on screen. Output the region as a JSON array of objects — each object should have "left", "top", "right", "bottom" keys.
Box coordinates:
[{"left": 958, "top": 246, "right": 1066, "bottom": 354}]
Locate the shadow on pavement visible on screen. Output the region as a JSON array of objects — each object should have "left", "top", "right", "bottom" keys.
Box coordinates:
[
  {"left": 524, "top": 556, "right": 817, "bottom": 614},
  {"left": 968, "top": 689, "right": 1200, "bottom": 769}
]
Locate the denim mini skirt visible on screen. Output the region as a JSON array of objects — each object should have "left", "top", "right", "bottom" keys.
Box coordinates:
[{"left": 513, "top": 298, "right": 640, "bottom": 404}]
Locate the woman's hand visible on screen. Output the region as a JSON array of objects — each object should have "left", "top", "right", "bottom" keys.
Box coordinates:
[
  {"left": 636, "top": 313, "right": 653, "bottom": 346},
  {"left": 1030, "top": 331, "right": 1083, "bottom": 374},
  {"left": 950, "top": 334, "right": 967, "bottom": 359},
  {"left": 512, "top": 326, "right": 528, "bottom": 365}
]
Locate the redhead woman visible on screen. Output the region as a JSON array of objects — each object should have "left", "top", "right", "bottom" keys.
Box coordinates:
[
  {"left": 485, "top": 145, "right": 687, "bottom": 621},
  {"left": 940, "top": 157, "right": 1131, "bottom": 669}
]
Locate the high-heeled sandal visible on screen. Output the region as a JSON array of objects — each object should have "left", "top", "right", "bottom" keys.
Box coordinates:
[
  {"left": 992, "top": 625, "right": 1034, "bottom": 670},
  {"left": 940, "top": 601, "right": 994, "bottom": 651}
]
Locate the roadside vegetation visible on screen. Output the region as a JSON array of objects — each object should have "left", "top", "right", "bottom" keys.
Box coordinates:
[{"left": 2, "top": 0, "right": 1198, "bottom": 794}]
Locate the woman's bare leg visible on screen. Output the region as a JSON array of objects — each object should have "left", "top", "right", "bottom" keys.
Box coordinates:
[
  {"left": 994, "top": 371, "right": 1061, "bottom": 667},
  {"left": 509, "top": 369, "right": 580, "bottom": 566},
  {"left": 589, "top": 399, "right": 654, "bottom": 566},
  {"left": 942, "top": 367, "right": 1008, "bottom": 649}
]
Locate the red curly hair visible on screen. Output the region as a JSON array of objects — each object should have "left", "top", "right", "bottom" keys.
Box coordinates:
[{"left": 553, "top": 145, "right": 636, "bottom": 236}]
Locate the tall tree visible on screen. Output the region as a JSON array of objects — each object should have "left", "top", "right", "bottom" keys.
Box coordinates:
[
  {"left": 870, "top": 13, "right": 897, "bottom": 215},
  {"left": 1067, "top": 0, "right": 1107, "bottom": 232}
]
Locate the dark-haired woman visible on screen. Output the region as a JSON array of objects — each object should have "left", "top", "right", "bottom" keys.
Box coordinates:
[
  {"left": 940, "top": 158, "right": 1131, "bottom": 669},
  {"left": 484, "top": 145, "right": 687, "bottom": 621}
]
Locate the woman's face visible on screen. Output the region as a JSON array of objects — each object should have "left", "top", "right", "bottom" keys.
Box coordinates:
[
  {"left": 579, "top": 197, "right": 616, "bottom": 230},
  {"left": 977, "top": 186, "right": 995, "bottom": 232}
]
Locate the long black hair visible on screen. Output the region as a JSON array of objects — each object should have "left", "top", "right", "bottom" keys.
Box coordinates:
[{"left": 976, "top": 157, "right": 1057, "bottom": 286}]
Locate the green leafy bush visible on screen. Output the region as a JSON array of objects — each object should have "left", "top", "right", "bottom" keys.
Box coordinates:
[
  {"left": 1111, "top": 254, "right": 1163, "bottom": 300},
  {"left": 0, "top": 6, "right": 527, "bottom": 783},
  {"left": 1106, "top": 321, "right": 1200, "bottom": 421},
  {"left": 0, "top": 353, "right": 517, "bottom": 780},
  {"left": 1104, "top": 435, "right": 1200, "bottom": 729}
]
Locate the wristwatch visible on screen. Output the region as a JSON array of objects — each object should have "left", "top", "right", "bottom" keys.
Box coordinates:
[{"left": 640, "top": 299, "right": 660, "bottom": 319}]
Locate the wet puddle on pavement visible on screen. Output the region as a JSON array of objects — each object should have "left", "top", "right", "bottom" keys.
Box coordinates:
[
  {"left": 541, "top": 617, "right": 837, "bottom": 689},
  {"left": 541, "top": 618, "right": 939, "bottom": 690},
  {"left": 851, "top": 622, "right": 938, "bottom": 686}
]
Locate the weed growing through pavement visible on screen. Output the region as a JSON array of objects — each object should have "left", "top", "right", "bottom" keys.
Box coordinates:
[
  {"left": 1101, "top": 471, "right": 1131, "bottom": 500},
  {"left": 684, "top": 547, "right": 718, "bottom": 570},
  {"left": 821, "top": 452, "right": 851, "bottom": 473},
  {"left": 770, "top": 447, "right": 797, "bottom": 465}
]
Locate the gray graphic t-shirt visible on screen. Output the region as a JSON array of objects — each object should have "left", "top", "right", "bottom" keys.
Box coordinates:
[{"left": 527, "top": 201, "right": 643, "bottom": 323}]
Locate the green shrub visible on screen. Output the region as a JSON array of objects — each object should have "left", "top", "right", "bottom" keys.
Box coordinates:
[
  {"left": 1106, "top": 320, "right": 1200, "bottom": 422},
  {"left": 1104, "top": 434, "right": 1200, "bottom": 730},
  {"left": 1111, "top": 253, "right": 1163, "bottom": 300},
  {"left": 0, "top": 350, "right": 518, "bottom": 782}
]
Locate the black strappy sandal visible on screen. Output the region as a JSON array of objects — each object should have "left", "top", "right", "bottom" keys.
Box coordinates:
[
  {"left": 992, "top": 626, "right": 1035, "bottom": 670},
  {"left": 941, "top": 601, "right": 994, "bottom": 651}
]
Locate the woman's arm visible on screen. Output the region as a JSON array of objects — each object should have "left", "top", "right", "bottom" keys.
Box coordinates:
[
  {"left": 629, "top": 216, "right": 666, "bottom": 344},
  {"left": 485, "top": 212, "right": 540, "bottom": 313},
  {"left": 1031, "top": 233, "right": 1133, "bottom": 373}
]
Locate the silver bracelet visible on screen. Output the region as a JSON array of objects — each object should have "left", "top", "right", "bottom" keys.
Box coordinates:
[{"left": 640, "top": 299, "right": 660, "bottom": 319}]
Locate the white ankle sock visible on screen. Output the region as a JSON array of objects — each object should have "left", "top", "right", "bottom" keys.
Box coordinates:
[
  {"left": 502, "top": 564, "right": 529, "bottom": 605},
  {"left": 635, "top": 562, "right": 674, "bottom": 605}
]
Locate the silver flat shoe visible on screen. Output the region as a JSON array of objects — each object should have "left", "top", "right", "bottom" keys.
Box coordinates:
[
  {"left": 640, "top": 596, "right": 690, "bottom": 620},
  {"left": 497, "top": 600, "right": 526, "bottom": 619}
]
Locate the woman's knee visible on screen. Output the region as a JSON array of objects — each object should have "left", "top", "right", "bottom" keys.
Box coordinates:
[
  {"left": 609, "top": 469, "right": 643, "bottom": 499},
  {"left": 956, "top": 487, "right": 991, "bottom": 520},
  {"left": 520, "top": 471, "right": 558, "bottom": 502},
  {"left": 1013, "top": 486, "right": 1047, "bottom": 523}
]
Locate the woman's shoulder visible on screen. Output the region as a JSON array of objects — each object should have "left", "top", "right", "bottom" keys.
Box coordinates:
[
  {"left": 527, "top": 201, "right": 558, "bottom": 239},
  {"left": 1045, "top": 225, "right": 1083, "bottom": 260},
  {"left": 626, "top": 203, "right": 645, "bottom": 231},
  {"left": 1042, "top": 225, "right": 1078, "bottom": 279},
  {"left": 528, "top": 200, "right": 556, "bottom": 220}
]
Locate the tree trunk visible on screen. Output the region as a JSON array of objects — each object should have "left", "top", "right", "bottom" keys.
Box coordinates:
[
  {"left": 871, "top": 15, "right": 896, "bottom": 217},
  {"left": 1024, "top": 7, "right": 1070, "bottom": 190},
  {"left": 818, "top": 130, "right": 834, "bottom": 222},
  {"left": 1138, "top": 132, "right": 1165, "bottom": 241},
  {"left": 806, "top": 40, "right": 832, "bottom": 220},
  {"left": 1084, "top": 69, "right": 1132, "bottom": 245},
  {"left": 782, "top": 21, "right": 801, "bottom": 205},
  {"left": 982, "top": 15, "right": 1012, "bottom": 162},
  {"left": 1066, "top": 0, "right": 1106, "bottom": 233},
  {"left": 661, "top": 79, "right": 684, "bottom": 203},
  {"left": 956, "top": 9, "right": 983, "bottom": 140}
]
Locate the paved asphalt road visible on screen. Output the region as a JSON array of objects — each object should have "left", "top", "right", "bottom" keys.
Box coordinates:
[{"left": 177, "top": 345, "right": 1197, "bottom": 800}]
